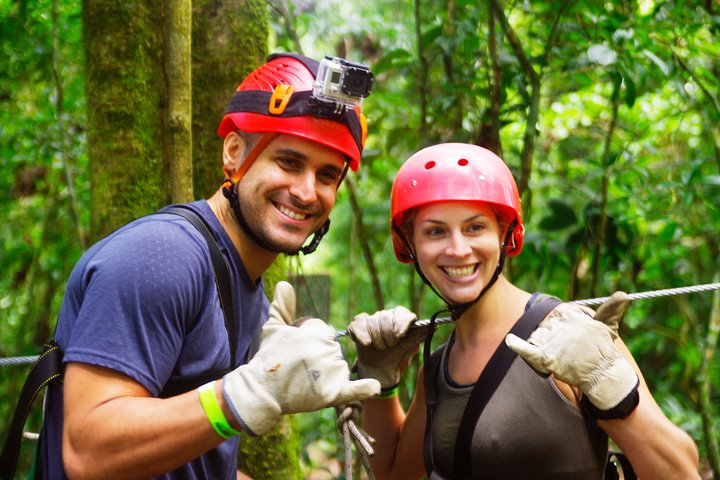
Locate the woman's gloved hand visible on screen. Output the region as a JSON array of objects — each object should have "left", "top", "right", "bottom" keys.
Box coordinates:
[
  {"left": 505, "top": 292, "right": 638, "bottom": 413},
  {"left": 347, "top": 306, "right": 427, "bottom": 391}
]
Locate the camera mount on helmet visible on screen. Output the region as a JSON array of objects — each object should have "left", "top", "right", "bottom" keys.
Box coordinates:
[{"left": 313, "top": 56, "right": 374, "bottom": 108}]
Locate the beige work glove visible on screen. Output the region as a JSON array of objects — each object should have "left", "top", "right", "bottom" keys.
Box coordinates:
[
  {"left": 505, "top": 292, "right": 637, "bottom": 411},
  {"left": 347, "top": 306, "right": 428, "bottom": 390},
  {"left": 223, "top": 281, "right": 380, "bottom": 436}
]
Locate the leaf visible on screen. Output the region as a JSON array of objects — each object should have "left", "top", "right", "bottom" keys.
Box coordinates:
[
  {"left": 371, "top": 48, "right": 412, "bottom": 75},
  {"left": 701, "top": 175, "right": 720, "bottom": 187},
  {"left": 658, "top": 221, "right": 678, "bottom": 243},
  {"left": 642, "top": 49, "right": 670, "bottom": 76},
  {"left": 622, "top": 70, "right": 636, "bottom": 107},
  {"left": 538, "top": 198, "right": 578, "bottom": 231},
  {"left": 587, "top": 44, "right": 617, "bottom": 66}
]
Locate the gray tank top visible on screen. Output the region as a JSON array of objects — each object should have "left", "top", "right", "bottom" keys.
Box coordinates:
[{"left": 430, "top": 336, "right": 609, "bottom": 479}]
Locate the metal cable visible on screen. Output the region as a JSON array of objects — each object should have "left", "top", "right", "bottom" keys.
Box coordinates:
[
  {"left": 2, "top": 283, "right": 719, "bottom": 364},
  {"left": 0, "top": 355, "right": 39, "bottom": 367},
  {"left": 335, "top": 282, "right": 720, "bottom": 338}
]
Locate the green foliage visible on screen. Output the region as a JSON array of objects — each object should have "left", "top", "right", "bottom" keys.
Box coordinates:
[
  {"left": 0, "top": 0, "right": 87, "bottom": 474},
  {"left": 273, "top": 0, "right": 720, "bottom": 474},
  {"left": 1, "top": 0, "right": 719, "bottom": 476}
]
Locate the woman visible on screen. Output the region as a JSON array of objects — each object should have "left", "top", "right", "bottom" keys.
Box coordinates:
[{"left": 347, "top": 143, "right": 699, "bottom": 479}]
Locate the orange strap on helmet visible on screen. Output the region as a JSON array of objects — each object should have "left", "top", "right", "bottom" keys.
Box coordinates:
[
  {"left": 268, "top": 85, "right": 295, "bottom": 115},
  {"left": 222, "top": 133, "right": 279, "bottom": 187}
]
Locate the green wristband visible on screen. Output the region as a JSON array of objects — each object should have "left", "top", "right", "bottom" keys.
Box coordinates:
[
  {"left": 198, "top": 381, "right": 241, "bottom": 439},
  {"left": 375, "top": 386, "right": 399, "bottom": 400}
]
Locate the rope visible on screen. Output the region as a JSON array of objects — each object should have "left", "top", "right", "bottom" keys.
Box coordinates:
[
  {"left": 335, "top": 282, "right": 720, "bottom": 337},
  {"left": 335, "top": 402, "right": 375, "bottom": 480}
]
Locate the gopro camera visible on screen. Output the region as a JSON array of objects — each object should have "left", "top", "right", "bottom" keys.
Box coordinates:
[{"left": 313, "top": 56, "right": 374, "bottom": 108}]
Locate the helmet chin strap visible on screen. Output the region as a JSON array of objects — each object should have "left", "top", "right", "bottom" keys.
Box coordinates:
[
  {"left": 393, "top": 220, "right": 518, "bottom": 319},
  {"left": 221, "top": 132, "right": 336, "bottom": 256},
  {"left": 399, "top": 220, "right": 518, "bottom": 364},
  {"left": 222, "top": 177, "right": 331, "bottom": 256}
]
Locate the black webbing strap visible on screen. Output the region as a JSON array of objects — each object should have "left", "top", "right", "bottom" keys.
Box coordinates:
[
  {"left": 605, "top": 451, "right": 637, "bottom": 480},
  {"left": 0, "top": 340, "right": 63, "bottom": 480},
  {"left": 158, "top": 206, "right": 237, "bottom": 397},
  {"left": 225, "top": 90, "right": 364, "bottom": 154},
  {"left": 422, "top": 295, "right": 561, "bottom": 478},
  {"left": 422, "top": 313, "right": 441, "bottom": 476},
  {"left": 452, "top": 295, "right": 561, "bottom": 478}
]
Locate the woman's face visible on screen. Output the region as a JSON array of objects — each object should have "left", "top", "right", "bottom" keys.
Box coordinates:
[{"left": 411, "top": 201, "right": 503, "bottom": 304}]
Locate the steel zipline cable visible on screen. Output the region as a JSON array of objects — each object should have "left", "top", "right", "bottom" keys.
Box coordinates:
[
  {"left": 334, "top": 281, "right": 720, "bottom": 339},
  {"left": 1, "top": 282, "right": 719, "bottom": 366}
]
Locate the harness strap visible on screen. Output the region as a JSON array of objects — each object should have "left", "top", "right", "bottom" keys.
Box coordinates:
[
  {"left": 0, "top": 341, "right": 62, "bottom": 480},
  {"left": 422, "top": 311, "right": 444, "bottom": 475},
  {"left": 158, "top": 206, "right": 239, "bottom": 397},
  {"left": 453, "top": 295, "right": 561, "bottom": 477},
  {"left": 422, "top": 295, "right": 560, "bottom": 479}
]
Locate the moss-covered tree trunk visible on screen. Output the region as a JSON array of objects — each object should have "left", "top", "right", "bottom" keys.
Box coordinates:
[
  {"left": 191, "top": 2, "right": 302, "bottom": 478},
  {"left": 167, "top": 0, "right": 193, "bottom": 203},
  {"left": 83, "top": 0, "right": 168, "bottom": 239},
  {"left": 191, "top": 0, "right": 268, "bottom": 198},
  {"left": 83, "top": 0, "right": 302, "bottom": 476}
]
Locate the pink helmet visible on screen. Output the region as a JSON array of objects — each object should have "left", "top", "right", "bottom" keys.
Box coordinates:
[
  {"left": 217, "top": 53, "right": 367, "bottom": 173},
  {"left": 390, "top": 143, "right": 523, "bottom": 262}
]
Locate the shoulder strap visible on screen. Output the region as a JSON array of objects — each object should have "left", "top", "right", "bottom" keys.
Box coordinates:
[
  {"left": 0, "top": 340, "right": 63, "bottom": 480},
  {"left": 158, "top": 206, "right": 238, "bottom": 396},
  {"left": 606, "top": 451, "right": 637, "bottom": 480},
  {"left": 423, "top": 343, "right": 446, "bottom": 475},
  {"left": 452, "top": 295, "right": 561, "bottom": 478}
]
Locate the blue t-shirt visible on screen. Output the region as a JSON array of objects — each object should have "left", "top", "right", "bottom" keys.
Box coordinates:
[{"left": 42, "top": 200, "right": 269, "bottom": 479}]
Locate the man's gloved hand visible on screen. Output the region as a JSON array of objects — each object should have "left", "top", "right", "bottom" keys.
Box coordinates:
[
  {"left": 347, "top": 306, "right": 427, "bottom": 390},
  {"left": 222, "top": 281, "right": 380, "bottom": 436},
  {"left": 505, "top": 295, "right": 638, "bottom": 412}
]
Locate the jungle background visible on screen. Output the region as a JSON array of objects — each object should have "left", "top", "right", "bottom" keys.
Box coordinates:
[{"left": 1, "top": 0, "right": 718, "bottom": 478}]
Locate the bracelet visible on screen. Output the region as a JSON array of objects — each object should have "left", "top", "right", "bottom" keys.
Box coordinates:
[
  {"left": 375, "top": 385, "right": 399, "bottom": 400},
  {"left": 198, "top": 381, "right": 241, "bottom": 439}
]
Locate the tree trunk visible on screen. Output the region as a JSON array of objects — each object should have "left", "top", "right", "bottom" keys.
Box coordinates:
[
  {"left": 167, "top": 0, "right": 194, "bottom": 203},
  {"left": 191, "top": 0, "right": 268, "bottom": 199},
  {"left": 83, "top": 0, "right": 168, "bottom": 240},
  {"left": 84, "top": 0, "right": 302, "bottom": 476}
]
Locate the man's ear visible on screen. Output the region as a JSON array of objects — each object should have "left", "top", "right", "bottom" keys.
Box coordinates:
[{"left": 222, "top": 131, "right": 248, "bottom": 179}]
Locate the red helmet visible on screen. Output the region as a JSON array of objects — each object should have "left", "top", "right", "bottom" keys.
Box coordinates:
[
  {"left": 390, "top": 143, "right": 523, "bottom": 262},
  {"left": 217, "top": 53, "right": 367, "bottom": 172}
]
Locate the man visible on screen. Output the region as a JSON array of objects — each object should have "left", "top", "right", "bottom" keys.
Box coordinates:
[{"left": 41, "top": 53, "right": 380, "bottom": 479}]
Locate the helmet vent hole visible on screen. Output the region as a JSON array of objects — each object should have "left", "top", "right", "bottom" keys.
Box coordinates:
[
  {"left": 458, "top": 158, "right": 469, "bottom": 166},
  {"left": 424, "top": 161, "right": 436, "bottom": 170}
]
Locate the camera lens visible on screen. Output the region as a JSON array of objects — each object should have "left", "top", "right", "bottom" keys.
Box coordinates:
[{"left": 342, "top": 68, "right": 373, "bottom": 97}]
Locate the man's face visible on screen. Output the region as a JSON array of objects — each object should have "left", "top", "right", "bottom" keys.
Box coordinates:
[{"left": 236, "top": 134, "right": 346, "bottom": 253}]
